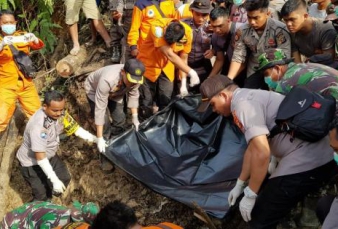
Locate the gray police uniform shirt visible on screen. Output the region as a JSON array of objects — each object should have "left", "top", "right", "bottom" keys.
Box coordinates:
[
  {"left": 85, "top": 64, "right": 140, "bottom": 126},
  {"left": 231, "top": 18, "right": 291, "bottom": 77},
  {"left": 17, "top": 109, "right": 64, "bottom": 167},
  {"left": 231, "top": 88, "right": 333, "bottom": 178},
  {"left": 291, "top": 18, "right": 337, "bottom": 58},
  {"left": 212, "top": 22, "right": 244, "bottom": 62}
]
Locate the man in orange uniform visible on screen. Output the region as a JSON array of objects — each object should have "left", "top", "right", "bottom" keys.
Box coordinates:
[
  {"left": 0, "top": 10, "right": 44, "bottom": 134},
  {"left": 137, "top": 18, "right": 200, "bottom": 118},
  {"left": 128, "top": 0, "right": 179, "bottom": 58}
]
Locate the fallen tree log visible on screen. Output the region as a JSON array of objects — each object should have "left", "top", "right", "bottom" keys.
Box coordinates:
[{"left": 56, "top": 46, "right": 87, "bottom": 78}]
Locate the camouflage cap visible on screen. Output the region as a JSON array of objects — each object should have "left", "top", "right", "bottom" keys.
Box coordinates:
[
  {"left": 255, "top": 48, "right": 293, "bottom": 72},
  {"left": 70, "top": 201, "right": 100, "bottom": 225}
]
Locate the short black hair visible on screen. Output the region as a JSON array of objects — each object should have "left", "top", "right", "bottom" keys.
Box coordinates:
[
  {"left": 43, "top": 90, "right": 64, "bottom": 106},
  {"left": 0, "top": 10, "right": 16, "bottom": 20},
  {"left": 210, "top": 6, "right": 230, "bottom": 21},
  {"left": 164, "top": 21, "right": 185, "bottom": 45},
  {"left": 281, "top": 0, "right": 307, "bottom": 18},
  {"left": 243, "top": 0, "right": 269, "bottom": 12},
  {"left": 91, "top": 201, "right": 138, "bottom": 229}
]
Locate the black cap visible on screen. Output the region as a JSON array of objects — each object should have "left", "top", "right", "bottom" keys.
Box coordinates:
[
  {"left": 197, "top": 75, "right": 234, "bottom": 112},
  {"left": 190, "top": 0, "right": 212, "bottom": 14},
  {"left": 124, "top": 59, "right": 145, "bottom": 84}
]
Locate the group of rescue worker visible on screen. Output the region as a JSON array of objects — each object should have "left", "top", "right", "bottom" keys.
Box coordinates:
[{"left": 2, "top": 0, "right": 338, "bottom": 228}]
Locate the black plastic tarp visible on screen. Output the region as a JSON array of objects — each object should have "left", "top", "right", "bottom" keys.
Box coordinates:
[{"left": 104, "top": 95, "right": 247, "bottom": 218}]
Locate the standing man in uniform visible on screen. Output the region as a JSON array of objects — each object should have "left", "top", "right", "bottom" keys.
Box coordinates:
[
  {"left": 127, "top": 0, "right": 179, "bottom": 58},
  {"left": 85, "top": 59, "right": 144, "bottom": 154},
  {"left": 181, "top": 0, "right": 213, "bottom": 93},
  {"left": 197, "top": 75, "right": 337, "bottom": 228},
  {"left": 17, "top": 91, "right": 97, "bottom": 201},
  {"left": 109, "top": 0, "right": 136, "bottom": 63},
  {"left": 227, "top": 0, "right": 291, "bottom": 89},
  {"left": 208, "top": 6, "right": 246, "bottom": 87},
  {"left": 137, "top": 18, "right": 200, "bottom": 118},
  {"left": 281, "top": 0, "right": 337, "bottom": 64}
]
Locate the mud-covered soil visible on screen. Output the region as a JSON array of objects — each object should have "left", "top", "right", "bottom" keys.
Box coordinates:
[{"left": 5, "top": 75, "right": 330, "bottom": 229}]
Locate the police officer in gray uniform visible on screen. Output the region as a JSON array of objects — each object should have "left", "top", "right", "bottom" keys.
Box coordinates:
[
  {"left": 17, "top": 91, "right": 96, "bottom": 201},
  {"left": 85, "top": 59, "right": 144, "bottom": 154},
  {"left": 198, "top": 75, "right": 337, "bottom": 228},
  {"left": 109, "top": 0, "right": 136, "bottom": 63},
  {"left": 181, "top": 0, "right": 213, "bottom": 93},
  {"left": 227, "top": 0, "right": 291, "bottom": 89}
]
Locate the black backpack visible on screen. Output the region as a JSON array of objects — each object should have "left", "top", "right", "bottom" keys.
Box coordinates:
[
  {"left": 9, "top": 44, "right": 37, "bottom": 79},
  {"left": 269, "top": 86, "right": 336, "bottom": 142}
]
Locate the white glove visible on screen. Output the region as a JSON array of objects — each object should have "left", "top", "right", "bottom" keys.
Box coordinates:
[
  {"left": 97, "top": 137, "right": 107, "bottom": 153},
  {"left": 37, "top": 157, "right": 66, "bottom": 194},
  {"left": 188, "top": 69, "right": 200, "bottom": 87},
  {"left": 180, "top": 77, "right": 188, "bottom": 97},
  {"left": 228, "top": 178, "right": 246, "bottom": 206},
  {"left": 239, "top": 186, "right": 257, "bottom": 222},
  {"left": 24, "top": 32, "right": 39, "bottom": 44},
  {"left": 74, "top": 127, "right": 97, "bottom": 143},
  {"left": 268, "top": 156, "right": 278, "bottom": 175},
  {"left": 0, "top": 37, "right": 12, "bottom": 51},
  {"left": 132, "top": 113, "right": 140, "bottom": 131}
]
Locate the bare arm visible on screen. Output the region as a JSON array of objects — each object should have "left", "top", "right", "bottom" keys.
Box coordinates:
[
  {"left": 228, "top": 61, "right": 245, "bottom": 80},
  {"left": 208, "top": 51, "right": 224, "bottom": 78},
  {"left": 179, "top": 52, "right": 189, "bottom": 79},
  {"left": 159, "top": 45, "right": 191, "bottom": 74},
  {"left": 35, "top": 152, "right": 46, "bottom": 161},
  {"left": 247, "top": 135, "right": 270, "bottom": 193}
]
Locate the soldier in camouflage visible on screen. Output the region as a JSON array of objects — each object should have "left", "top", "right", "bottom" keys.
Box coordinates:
[
  {"left": 109, "top": 0, "right": 136, "bottom": 63},
  {"left": 0, "top": 201, "right": 99, "bottom": 229},
  {"left": 256, "top": 48, "right": 338, "bottom": 114}
]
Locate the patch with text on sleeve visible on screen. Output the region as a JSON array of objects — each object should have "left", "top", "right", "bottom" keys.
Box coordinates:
[{"left": 276, "top": 31, "right": 287, "bottom": 45}]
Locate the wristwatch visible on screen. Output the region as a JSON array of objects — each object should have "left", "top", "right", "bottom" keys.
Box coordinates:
[{"left": 244, "top": 186, "right": 258, "bottom": 199}]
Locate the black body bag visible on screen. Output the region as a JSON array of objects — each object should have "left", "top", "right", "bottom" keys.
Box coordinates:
[
  {"left": 269, "top": 86, "right": 336, "bottom": 142},
  {"left": 9, "top": 44, "right": 37, "bottom": 79}
]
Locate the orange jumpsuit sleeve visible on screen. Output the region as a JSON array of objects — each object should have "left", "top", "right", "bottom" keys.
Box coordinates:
[
  {"left": 182, "top": 24, "right": 192, "bottom": 54},
  {"left": 29, "top": 38, "right": 44, "bottom": 50},
  {"left": 128, "top": 6, "right": 143, "bottom": 49}
]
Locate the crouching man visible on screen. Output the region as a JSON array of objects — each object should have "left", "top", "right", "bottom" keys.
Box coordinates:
[
  {"left": 17, "top": 90, "right": 96, "bottom": 201},
  {"left": 84, "top": 59, "right": 145, "bottom": 154},
  {"left": 197, "top": 75, "right": 337, "bottom": 228}
]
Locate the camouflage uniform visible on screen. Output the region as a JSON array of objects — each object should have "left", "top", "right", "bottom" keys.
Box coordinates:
[
  {"left": 109, "top": 0, "right": 136, "bottom": 63},
  {"left": 275, "top": 62, "right": 338, "bottom": 114},
  {"left": 1, "top": 202, "right": 72, "bottom": 229}
]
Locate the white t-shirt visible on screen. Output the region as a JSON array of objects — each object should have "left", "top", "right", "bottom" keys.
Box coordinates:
[{"left": 309, "top": 3, "right": 327, "bottom": 19}]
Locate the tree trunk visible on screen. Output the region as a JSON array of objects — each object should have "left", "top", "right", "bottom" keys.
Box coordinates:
[{"left": 56, "top": 46, "right": 88, "bottom": 78}]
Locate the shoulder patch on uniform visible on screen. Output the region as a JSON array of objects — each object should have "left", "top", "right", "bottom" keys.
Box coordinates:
[
  {"left": 147, "top": 9, "right": 155, "bottom": 17},
  {"left": 276, "top": 31, "right": 287, "bottom": 45},
  {"left": 232, "top": 110, "right": 244, "bottom": 133},
  {"left": 155, "top": 26, "right": 163, "bottom": 38},
  {"left": 234, "top": 29, "right": 242, "bottom": 42},
  {"left": 43, "top": 116, "right": 53, "bottom": 129}
]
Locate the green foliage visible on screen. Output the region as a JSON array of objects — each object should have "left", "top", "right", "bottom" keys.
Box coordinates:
[{"left": 0, "top": 0, "right": 61, "bottom": 55}]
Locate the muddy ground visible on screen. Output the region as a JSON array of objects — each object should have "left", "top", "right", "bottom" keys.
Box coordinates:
[{"left": 4, "top": 70, "right": 332, "bottom": 229}]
